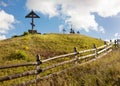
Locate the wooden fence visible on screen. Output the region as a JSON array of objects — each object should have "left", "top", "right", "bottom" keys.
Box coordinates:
[{"left": 0, "top": 43, "right": 113, "bottom": 86}]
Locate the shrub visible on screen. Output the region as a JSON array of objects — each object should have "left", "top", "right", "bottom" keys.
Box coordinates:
[
  {"left": 22, "top": 46, "right": 29, "bottom": 50},
  {"left": 23, "top": 32, "right": 29, "bottom": 36},
  {"left": 12, "top": 35, "right": 19, "bottom": 38},
  {"left": 7, "top": 50, "right": 28, "bottom": 60},
  {"left": 15, "top": 50, "right": 27, "bottom": 59}
]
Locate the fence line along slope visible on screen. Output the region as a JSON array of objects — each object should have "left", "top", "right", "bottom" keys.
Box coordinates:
[{"left": 34, "top": 48, "right": 120, "bottom": 86}]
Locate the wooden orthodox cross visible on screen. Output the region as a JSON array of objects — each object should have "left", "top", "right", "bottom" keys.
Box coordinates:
[{"left": 25, "top": 10, "right": 40, "bottom": 33}]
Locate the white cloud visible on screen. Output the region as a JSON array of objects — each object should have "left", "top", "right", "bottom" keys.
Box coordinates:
[
  {"left": 26, "top": 0, "right": 120, "bottom": 32},
  {"left": 99, "top": 26, "right": 105, "bottom": 34},
  {"left": 26, "top": 0, "right": 59, "bottom": 18},
  {"left": 0, "top": 35, "right": 6, "bottom": 40},
  {"left": 114, "top": 33, "right": 120, "bottom": 38},
  {"left": 0, "top": 1, "right": 8, "bottom": 7},
  {"left": 114, "top": 33, "right": 119, "bottom": 37},
  {"left": 59, "top": 24, "right": 64, "bottom": 32},
  {"left": 0, "top": 10, "right": 15, "bottom": 40},
  {"left": 110, "top": 33, "right": 120, "bottom": 42},
  {"left": 0, "top": 10, "right": 15, "bottom": 34},
  {"left": 92, "top": 0, "right": 120, "bottom": 17}
]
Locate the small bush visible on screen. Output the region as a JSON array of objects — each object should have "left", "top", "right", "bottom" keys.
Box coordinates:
[
  {"left": 23, "top": 32, "right": 29, "bottom": 36},
  {"left": 22, "top": 46, "right": 29, "bottom": 50},
  {"left": 7, "top": 50, "right": 28, "bottom": 60},
  {"left": 15, "top": 50, "right": 27, "bottom": 59},
  {"left": 12, "top": 35, "right": 19, "bottom": 38}
]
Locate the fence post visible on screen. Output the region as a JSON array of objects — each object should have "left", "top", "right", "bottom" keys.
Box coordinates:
[
  {"left": 93, "top": 44, "right": 97, "bottom": 58},
  {"left": 36, "top": 54, "right": 42, "bottom": 86},
  {"left": 74, "top": 47, "right": 78, "bottom": 64},
  {"left": 114, "top": 40, "right": 117, "bottom": 48},
  {"left": 110, "top": 40, "right": 112, "bottom": 44},
  {"left": 104, "top": 41, "right": 107, "bottom": 51},
  {"left": 109, "top": 40, "right": 111, "bottom": 49}
]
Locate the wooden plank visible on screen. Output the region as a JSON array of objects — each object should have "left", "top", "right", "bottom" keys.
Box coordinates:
[
  {"left": 42, "top": 52, "right": 76, "bottom": 63},
  {"left": 42, "top": 58, "right": 76, "bottom": 71},
  {"left": 0, "top": 70, "right": 37, "bottom": 82},
  {"left": 105, "top": 45, "right": 112, "bottom": 51},
  {"left": 97, "top": 48, "right": 106, "bottom": 54},
  {"left": 97, "top": 49, "right": 112, "bottom": 59},
  {"left": 78, "top": 49, "right": 95, "bottom": 54},
  {"left": 107, "top": 45, "right": 112, "bottom": 49},
  {"left": 78, "top": 49, "right": 112, "bottom": 66},
  {"left": 0, "top": 62, "right": 37, "bottom": 69},
  {"left": 97, "top": 45, "right": 112, "bottom": 54},
  {"left": 97, "top": 45, "right": 106, "bottom": 50},
  {"left": 78, "top": 53, "right": 96, "bottom": 59}
]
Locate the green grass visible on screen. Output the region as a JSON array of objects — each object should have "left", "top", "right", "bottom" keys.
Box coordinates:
[
  {"left": 0, "top": 33, "right": 104, "bottom": 86},
  {"left": 36, "top": 48, "right": 120, "bottom": 86},
  {"left": 0, "top": 33, "right": 104, "bottom": 63}
]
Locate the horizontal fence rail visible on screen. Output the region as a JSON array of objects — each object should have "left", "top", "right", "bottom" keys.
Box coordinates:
[
  {"left": 0, "top": 62, "right": 37, "bottom": 69},
  {"left": 0, "top": 43, "right": 113, "bottom": 86},
  {"left": 42, "top": 52, "right": 76, "bottom": 63},
  {"left": 97, "top": 45, "right": 106, "bottom": 50},
  {"left": 78, "top": 53, "right": 96, "bottom": 59},
  {"left": 42, "top": 58, "right": 76, "bottom": 72},
  {"left": 78, "top": 48, "right": 95, "bottom": 54},
  {"left": 0, "top": 70, "right": 37, "bottom": 82}
]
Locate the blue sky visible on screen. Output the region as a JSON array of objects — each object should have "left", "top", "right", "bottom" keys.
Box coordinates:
[{"left": 0, "top": 0, "right": 120, "bottom": 41}]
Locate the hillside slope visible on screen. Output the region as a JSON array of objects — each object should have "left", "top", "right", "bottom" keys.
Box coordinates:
[
  {"left": 0, "top": 33, "right": 104, "bottom": 64},
  {"left": 0, "top": 33, "right": 104, "bottom": 86}
]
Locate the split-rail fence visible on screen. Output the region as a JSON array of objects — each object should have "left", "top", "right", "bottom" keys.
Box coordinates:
[{"left": 0, "top": 43, "right": 113, "bottom": 86}]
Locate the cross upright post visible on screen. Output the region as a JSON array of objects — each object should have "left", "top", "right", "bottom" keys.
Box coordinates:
[{"left": 31, "top": 15, "right": 34, "bottom": 30}]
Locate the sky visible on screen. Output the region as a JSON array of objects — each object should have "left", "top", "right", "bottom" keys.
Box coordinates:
[{"left": 0, "top": 0, "right": 120, "bottom": 41}]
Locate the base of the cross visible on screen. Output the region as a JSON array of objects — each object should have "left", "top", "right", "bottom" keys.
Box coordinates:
[{"left": 28, "top": 30, "right": 37, "bottom": 34}]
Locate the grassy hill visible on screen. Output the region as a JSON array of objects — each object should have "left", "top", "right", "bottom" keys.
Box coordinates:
[
  {"left": 0, "top": 33, "right": 105, "bottom": 86},
  {"left": 0, "top": 33, "right": 104, "bottom": 64}
]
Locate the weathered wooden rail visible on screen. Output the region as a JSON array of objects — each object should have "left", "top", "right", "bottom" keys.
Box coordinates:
[
  {"left": 0, "top": 43, "right": 113, "bottom": 86},
  {"left": 0, "top": 62, "right": 37, "bottom": 69}
]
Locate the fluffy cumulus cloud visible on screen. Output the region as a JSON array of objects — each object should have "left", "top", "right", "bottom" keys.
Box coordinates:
[
  {"left": 0, "top": 10, "right": 15, "bottom": 40},
  {"left": 26, "top": 0, "right": 120, "bottom": 32}
]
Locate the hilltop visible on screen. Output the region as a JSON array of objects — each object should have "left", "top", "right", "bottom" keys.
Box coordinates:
[{"left": 0, "top": 33, "right": 104, "bottom": 64}]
